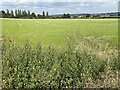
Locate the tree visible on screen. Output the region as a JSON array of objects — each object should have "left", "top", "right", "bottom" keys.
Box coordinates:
[
  {"left": 15, "top": 10, "right": 18, "bottom": 18},
  {"left": 22, "top": 10, "right": 24, "bottom": 18},
  {"left": 18, "top": 10, "right": 20, "bottom": 18},
  {"left": 6, "top": 9, "right": 10, "bottom": 18},
  {"left": 66, "top": 13, "right": 71, "bottom": 18},
  {"left": 10, "top": 10, "right": 14, "bottom": 18},
  {"left": 19, "top": 10, "right": 22, "bottom": 18},
  {"left": 24, "top": 10, "right": 28, "bottom": 18},
  {"left": 37, "top": 14, "right": 42, "bottom": 19},
  {"left": 62, "top": 13, "right": 71, "bottom": 18},
  {"left": 42, "top": 11, "right": 45, "bottom": 18},
  {"left": 0, "top": 10, "right": 6, "bottom": 18},
  {"left": 86, "top": 14, "right": 90, "bottom": 18},
  {"left": 46, "top": 12, "right": 49, "bottom": 18},
  {"left": 28, "top": 10, "right": 31, "bottom": 18},
  {"left": 63, "top": 13, "right": 67, "bottom": 18},
  {"left": 31, "top": 12, "right": 36, "bottom": 19},
  {"left": 18, "top": 10, "right": 22, "bottom": 18},
  {"left": 21, "top": 10, "right": 28, "bottom": 18}
]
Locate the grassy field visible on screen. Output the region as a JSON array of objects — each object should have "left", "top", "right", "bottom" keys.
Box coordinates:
[
  {"left": 1, "top": 18, "right": 118, "bottom": 46},
  {"left": 1, "top": 18, "right": 119, "bottom": 88}
]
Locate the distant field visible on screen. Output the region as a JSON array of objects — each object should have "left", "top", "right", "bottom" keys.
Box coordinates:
[{"left": 1, "top": 18, "right": 118, "bottom": 46}]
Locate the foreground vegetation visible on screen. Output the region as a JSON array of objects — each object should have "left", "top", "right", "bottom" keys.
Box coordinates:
[{"left": 2, "top": 36, "right": 119, "bottom": 88}]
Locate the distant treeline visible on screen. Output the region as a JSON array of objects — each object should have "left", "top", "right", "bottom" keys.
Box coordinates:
[
  {"left": 0, "top": 9, "right": 71, "bottom": 19},
  {"left": 0, "top": 9, "right": 119, "bottom": 19},
  {"left": 0, "top": 9, "right": 49, "bottom": 19}
]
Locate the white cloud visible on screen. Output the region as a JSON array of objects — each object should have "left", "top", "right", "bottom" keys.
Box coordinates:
[
  {"left": 0, "top": 0, "right": 119, "bottom": 3},
  {"left": 1, "top": 0, "right": 18, "bottom": 2},
  {"left": 0, "top": 0, "right": 118, "bottom": 14},
  {"left": 34, "top": 6, "right": 40, "bottom": 9}
]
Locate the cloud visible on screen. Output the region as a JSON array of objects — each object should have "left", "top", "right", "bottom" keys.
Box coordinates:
[
  {"left": 0, "top": 2, "right": 118, "bottom": 14},
  {"left": 0, "top": 0, "right": 119, "bottom": 3}
]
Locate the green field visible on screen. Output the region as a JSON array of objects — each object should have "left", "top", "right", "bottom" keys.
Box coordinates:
[
  {"left": 1, "top": 19, "right": 119, "bottom": 88},
  {"left": 1, "top": 18, "right": 118, "bottom": 46}
]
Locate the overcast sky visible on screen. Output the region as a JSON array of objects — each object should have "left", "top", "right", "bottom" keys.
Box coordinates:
[{"left": 0, "top": 0, "right": 119, "bottom": 15}]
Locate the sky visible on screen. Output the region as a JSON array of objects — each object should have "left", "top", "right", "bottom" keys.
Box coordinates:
[{"left": 0, "top": 0, "right": 119, "bottom": 15}]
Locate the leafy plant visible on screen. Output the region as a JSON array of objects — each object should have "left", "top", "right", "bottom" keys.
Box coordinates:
[{"left": 1, "top": 37, "right": 118, "bottom": 89}]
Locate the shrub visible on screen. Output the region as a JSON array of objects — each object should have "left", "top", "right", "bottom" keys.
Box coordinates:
[{"left": 1, "top": 37, "right": 119, "bottom": 89}]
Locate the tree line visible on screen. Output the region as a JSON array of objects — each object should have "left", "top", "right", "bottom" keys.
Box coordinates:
[
  {"left": 0, "top": 9, "right": 71, "bottom": 19},
  {"left": 0, "top": 9, "right": 49, "bottom": 19},
  {"left": 1, "top": 9, "right": 117, "bottom": 19}
]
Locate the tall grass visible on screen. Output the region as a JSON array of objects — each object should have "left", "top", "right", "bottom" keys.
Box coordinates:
[{"left": 1, "top": 36, "right": 119, "bottom": 89}]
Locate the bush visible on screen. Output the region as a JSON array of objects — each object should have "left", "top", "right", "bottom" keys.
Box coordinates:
[{"left": 1, "top": 37, "right": 119, "bottom": 89}]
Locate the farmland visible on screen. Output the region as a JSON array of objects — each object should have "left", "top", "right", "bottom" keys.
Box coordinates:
[
  {"left": 1, "top": 18, "right": 119, "bottom": 88},
  {"left": 1, "top": 18, "right": 118, "bottom": 46}
]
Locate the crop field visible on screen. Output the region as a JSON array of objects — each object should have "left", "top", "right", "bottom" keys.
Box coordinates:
[
  {"left": 1, "top": 18, "right": 118, "bottom": 46},
  {"left": 1, "top": 18, "right": 119, "bottom": 88}
]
